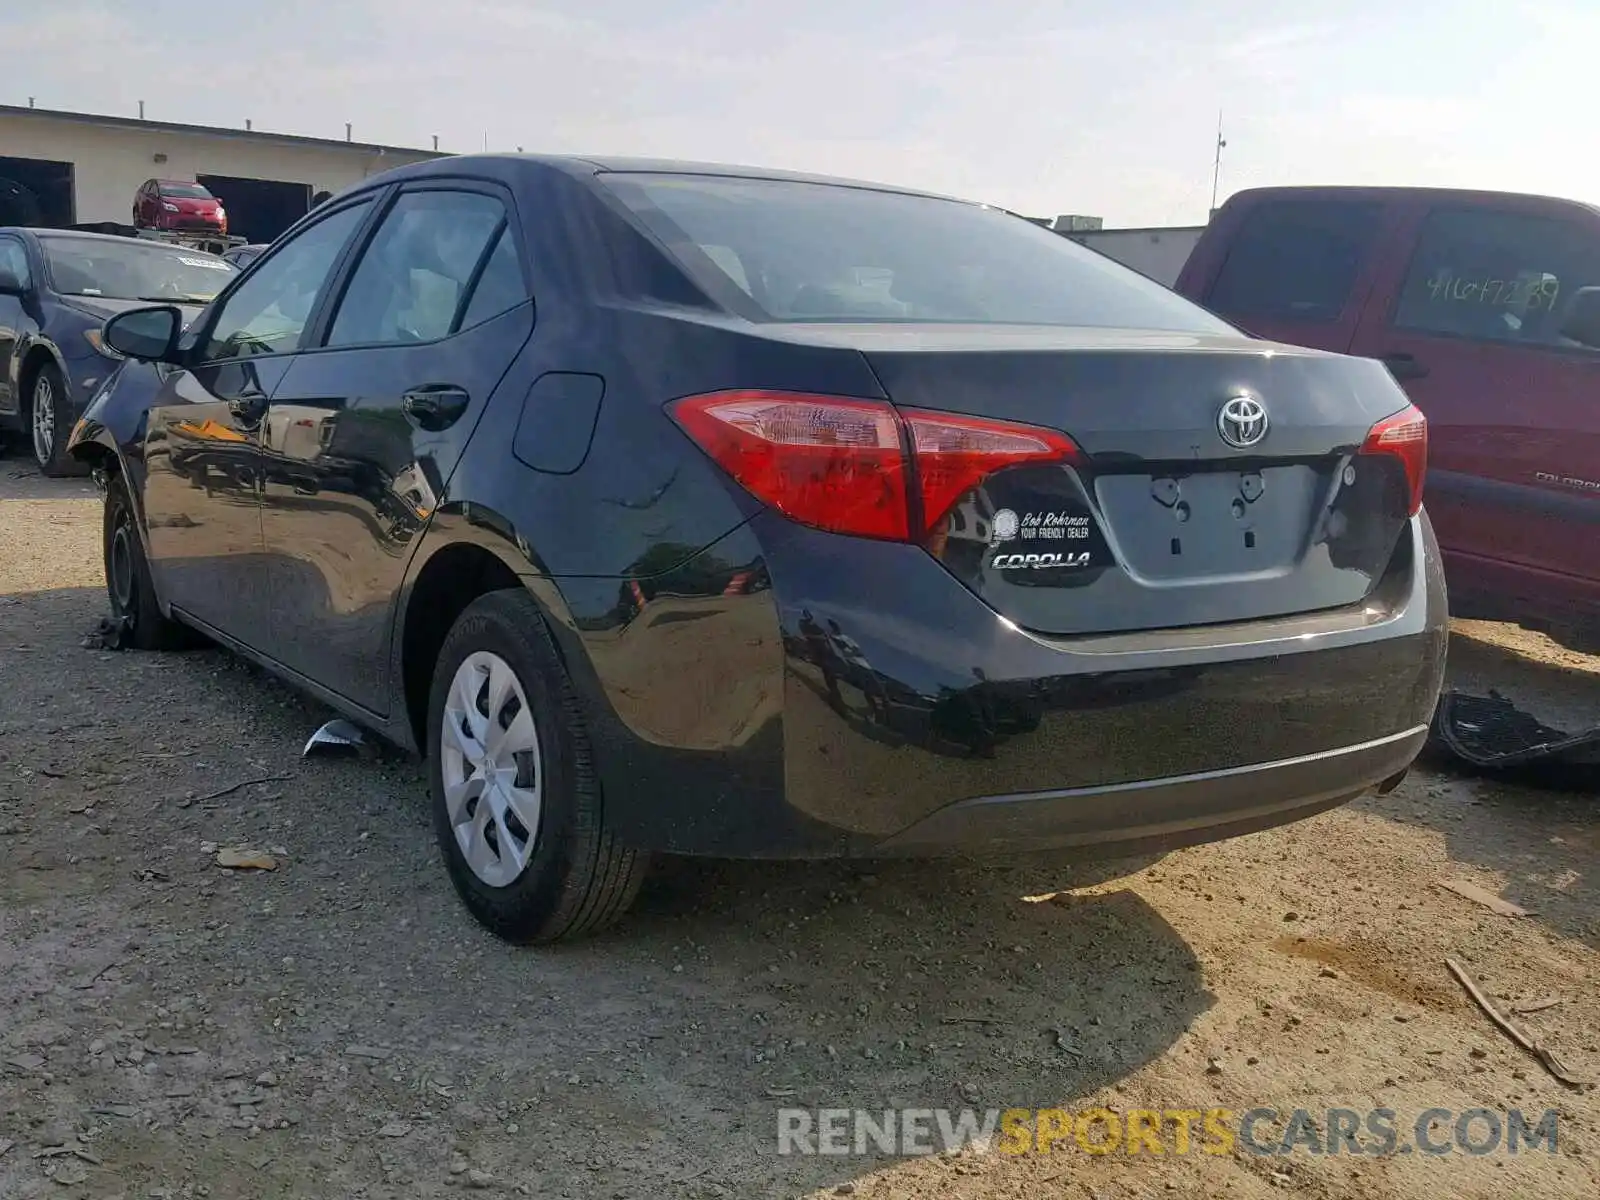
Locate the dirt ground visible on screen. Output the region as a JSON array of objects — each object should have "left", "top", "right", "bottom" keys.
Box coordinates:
[{"left": 1, "top": 457, "right": 1596, "bottom": 1200}]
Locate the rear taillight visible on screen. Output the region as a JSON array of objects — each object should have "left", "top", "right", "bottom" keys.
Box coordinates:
[
  {"left": 902, "top": 407, "right": 1078, "bottom": 536},
  {"left": 669, "top": 392, "right": 909, "bottom": 539},
  {"left": 669, "top": 390, "right": 1078, "bottom": 542},
  {"left": 1359, "top": 403, "right": 1427, "bottom": 516}
]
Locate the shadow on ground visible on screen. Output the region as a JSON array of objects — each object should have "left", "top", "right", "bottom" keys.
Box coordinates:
[
  {"left": 493, "top": 851, "right": 1213, "bottom": 1194},
  {"left": 1, "top": 582, "right": 1213, "bottom": 1197}
]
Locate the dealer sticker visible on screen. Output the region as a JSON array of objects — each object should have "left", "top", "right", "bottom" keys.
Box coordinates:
[{"left": 990, "top": 508, "right": 1091, "bottom": 543}]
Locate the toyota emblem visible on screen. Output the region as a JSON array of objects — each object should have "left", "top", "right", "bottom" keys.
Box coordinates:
[{"left": 1217, "top": 395, "right": 1269, "bottom": 449}]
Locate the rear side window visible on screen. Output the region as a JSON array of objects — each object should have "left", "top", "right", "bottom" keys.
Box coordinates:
[
  {"left": 327, "top": 190, "right": 518, "bottom": 347},
  {"left": 1206, "top": 200, "right": 1383, "bottom": 322},
  {"left": 1392, "top": 208, "right": 1600, "bottom": 348},
  {"left": 597, "top": 173, "right": 1233, "bottom": 333},
  {"left": 457, "top": 226, "right": 528, "bottom": 330}
]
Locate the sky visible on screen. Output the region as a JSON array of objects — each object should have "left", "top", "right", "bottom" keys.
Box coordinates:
[{"left": 5, "top": 0, "right": 1597, "bottom": 227}]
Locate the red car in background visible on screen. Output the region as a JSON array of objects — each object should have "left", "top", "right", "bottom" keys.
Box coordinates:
[
  {"left": 1177, "top": 186, "right": 1600, "bottom": 653},
  {"left": 132, "top": 179, "right": 228, "bottom": 236}
]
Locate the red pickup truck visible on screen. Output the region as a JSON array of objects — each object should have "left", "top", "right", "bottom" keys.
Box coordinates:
[{"left": 1177, "top": 187, "right": 1600, "bottom": 651}]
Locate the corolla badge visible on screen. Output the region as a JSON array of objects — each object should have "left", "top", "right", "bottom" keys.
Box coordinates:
[{"left": 1217, "top": 395, "right": 1269, "bottom": 449}]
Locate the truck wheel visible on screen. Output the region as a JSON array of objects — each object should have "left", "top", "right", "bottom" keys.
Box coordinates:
[{"left": 427, "top": 590, "right": 648, "bottom": 943}]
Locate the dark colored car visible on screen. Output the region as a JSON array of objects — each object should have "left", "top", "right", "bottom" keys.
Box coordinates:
[
  {"left": 134, "top": 179, "right": 229, "bottom": 236},
  {"left": 0, "top": 229, "right": 235, "bottom": 473},
  {"left": 222, "top": 244, "right": 269, "bottom": 269},
  {"left": 1177, "top": 186, "right": 1600, "bottom": 650},
  {"left": 69, "top": 156, "right": 1447, "bottom": 943}
]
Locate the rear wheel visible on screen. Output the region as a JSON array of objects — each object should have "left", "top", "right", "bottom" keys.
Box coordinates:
[
  {"left": 427, "top": 590, "right": 648, "bottom": 943},
  {"left": 103, "top": 474, "right": 192, "bottom": 650}
]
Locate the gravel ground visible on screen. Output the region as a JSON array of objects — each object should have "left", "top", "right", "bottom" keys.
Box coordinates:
[{"left": 0, "top": 456, "right": 1596, "bottom": 1200}]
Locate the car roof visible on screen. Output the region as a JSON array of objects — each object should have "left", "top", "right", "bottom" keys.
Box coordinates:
[
  {"left": 362, "top": 152, "right": 972, "bottom": 205},
  {"left": 7, "top": 227, "right": 227, "bottom": 258},
  {"left": 1222, "top": 184, "right": 1600, "bottom": 218}
]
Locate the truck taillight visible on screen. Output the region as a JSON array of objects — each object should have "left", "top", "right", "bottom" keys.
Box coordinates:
[
  {"left": 669, "top": 391, "right": 1077, "bottom": 542},
  {"left": 1360, "top": 403, "right": 1427, "bottom": 516}
]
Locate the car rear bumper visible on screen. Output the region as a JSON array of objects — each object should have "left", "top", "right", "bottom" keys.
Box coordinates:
[
  {"left": 874, "top": 724, "right": 1426, "bottom": 856},
  {"left": 556, "top": 510, "right": 1448, "bottom": 860},
  {"left": 156, "top": 217, "right": 226, "bottom": 232}
]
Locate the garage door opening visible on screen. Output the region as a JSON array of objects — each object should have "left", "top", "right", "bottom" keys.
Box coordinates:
[
  {"left": 196, "top": 174, "right": 311, "bottom": 244},
  {"left": 0, "top": 156, "right": 75, "bottom": 227}
]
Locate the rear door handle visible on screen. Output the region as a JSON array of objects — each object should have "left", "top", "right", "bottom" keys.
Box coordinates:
[
  {"left": 1380, "top": 351, "right": 1429, "bottom": 381},
  {"left": 401, "top": 385, "right": 470, "bottom": 431}
]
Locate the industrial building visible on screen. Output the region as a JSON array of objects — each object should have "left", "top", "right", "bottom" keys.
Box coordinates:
[
  {"left": 1022, "top": 212, "right": 1205, "bottom": 286},
  {"left": 1061, "top": 224, "right": 1206, "bottom": 286},
  {"left": 0, "top": 103, "right": 440, "bottom": 243}
]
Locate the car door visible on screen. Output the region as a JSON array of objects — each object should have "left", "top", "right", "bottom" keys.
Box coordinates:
[
  {"left": 139, "top": 197, "right": 377, "bottom": 643},
  {"left": 137, "top": 181, "right": 159, "bottom": 227},
  {"left": 1348, "top": 200, "right": 1600, "bottom": 602},
  {"left": 0, "top": 235, "right": 31, "bottom": 417},
  {"left": 258, "top": 183, "right": 533, "bottom": 711},
  {"left": 1191, "top": 195, "right": 1404, "bottom": 353}
]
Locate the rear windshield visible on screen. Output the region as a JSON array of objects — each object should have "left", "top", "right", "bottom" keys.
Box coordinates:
[
  {"left": 160, "top": 183, "right": 214, "bottom": 199},
  {"left": 599, "top": 173, "right": 1233, "bottom": 332}
]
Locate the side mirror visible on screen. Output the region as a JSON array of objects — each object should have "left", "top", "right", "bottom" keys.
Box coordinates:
[
  {"left": 0, "top": 263, "right": 25, "bottom": 295},
  {"left": 103, "top": 305, "right": 183, "bottom": 363},
  {"left": 1557, "top": 285, "right": 1600, "bottom": 349}
]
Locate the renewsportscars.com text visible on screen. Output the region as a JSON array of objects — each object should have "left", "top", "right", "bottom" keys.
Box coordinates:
[{"left": 777, "top": 1106, "right": 1560, "bottom": 1158}]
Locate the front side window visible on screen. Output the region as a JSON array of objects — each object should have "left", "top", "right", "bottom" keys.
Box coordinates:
[
  {"left": 1392, "top": 209, "right": 1600, "bottom": 348},
  {"left": 598, "top": 173, "right": 1232, "bottom": 332},
  {"left": 1205, "top": 200, "right": 1383, "bottom": 322},
  {"left": 41, "top": 237, "right": 235, "bottom": 303},
  {"left": 201, "top": 200, "right": 371, "bottom": 362},
  {"left": 0, "top": 238, "right": 31, "bottom": 289},
  {"left": 326, "top": 190, "right": 514, "bottom": 347}
]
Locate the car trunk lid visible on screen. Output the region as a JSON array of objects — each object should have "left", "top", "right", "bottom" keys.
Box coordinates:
[{"left": 839, "top": 325, "right": 1416, "bottom": 636}]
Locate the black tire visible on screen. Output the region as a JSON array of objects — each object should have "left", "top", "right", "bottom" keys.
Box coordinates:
[
  {"left": 103, "top": 474, "right": 193, "bottom": 650},
  {"left": 427, "top": 589, "right": 648, "bottom": 943},
  {"left": 26, "top": 361, "right": 84, "bottom": 478}
]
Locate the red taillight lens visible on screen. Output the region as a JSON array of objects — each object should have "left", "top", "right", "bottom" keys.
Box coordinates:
[
  {"left": 1360, "top": 403, "right": 1427, "bottom": 516},
  {"left": 669, "top": 391, "right": 911, "bottom": 539},
  {"left": 903, "top": 407, "right": 1078, "bottom": 533},
  {"left": 669, "top": 390, "right": 1079, "bottom": 542}
]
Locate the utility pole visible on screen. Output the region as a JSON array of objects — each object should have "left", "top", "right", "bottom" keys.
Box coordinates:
[{"left": 1210, "top": 110, "right": 1227, "bottom": 217}]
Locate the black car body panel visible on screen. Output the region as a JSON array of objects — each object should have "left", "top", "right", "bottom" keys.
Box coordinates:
[
  {"left": 222, "top": 244, "right": 269, "bottom": 269},
  {"left": 68, "top": 154, "right": 1447, "bottom": 863},
  {"left": 548, "top": 505, "right": 1444, "bottom": 858}
]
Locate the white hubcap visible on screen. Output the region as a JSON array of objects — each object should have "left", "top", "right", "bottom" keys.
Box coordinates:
[
  {"left": 440, "top": 651, "right": 543, "bottom": 888},
  {"left": 32, "top": 375, "right": 55, "bottom": 466}
]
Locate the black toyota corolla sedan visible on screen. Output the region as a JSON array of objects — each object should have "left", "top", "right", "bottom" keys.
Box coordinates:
[
  {"left": 68, "top": 155, "right": 1447, "bottom": 942},
  {"left": 0, "top": 229, "right": 235, "bottom": 473}
]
